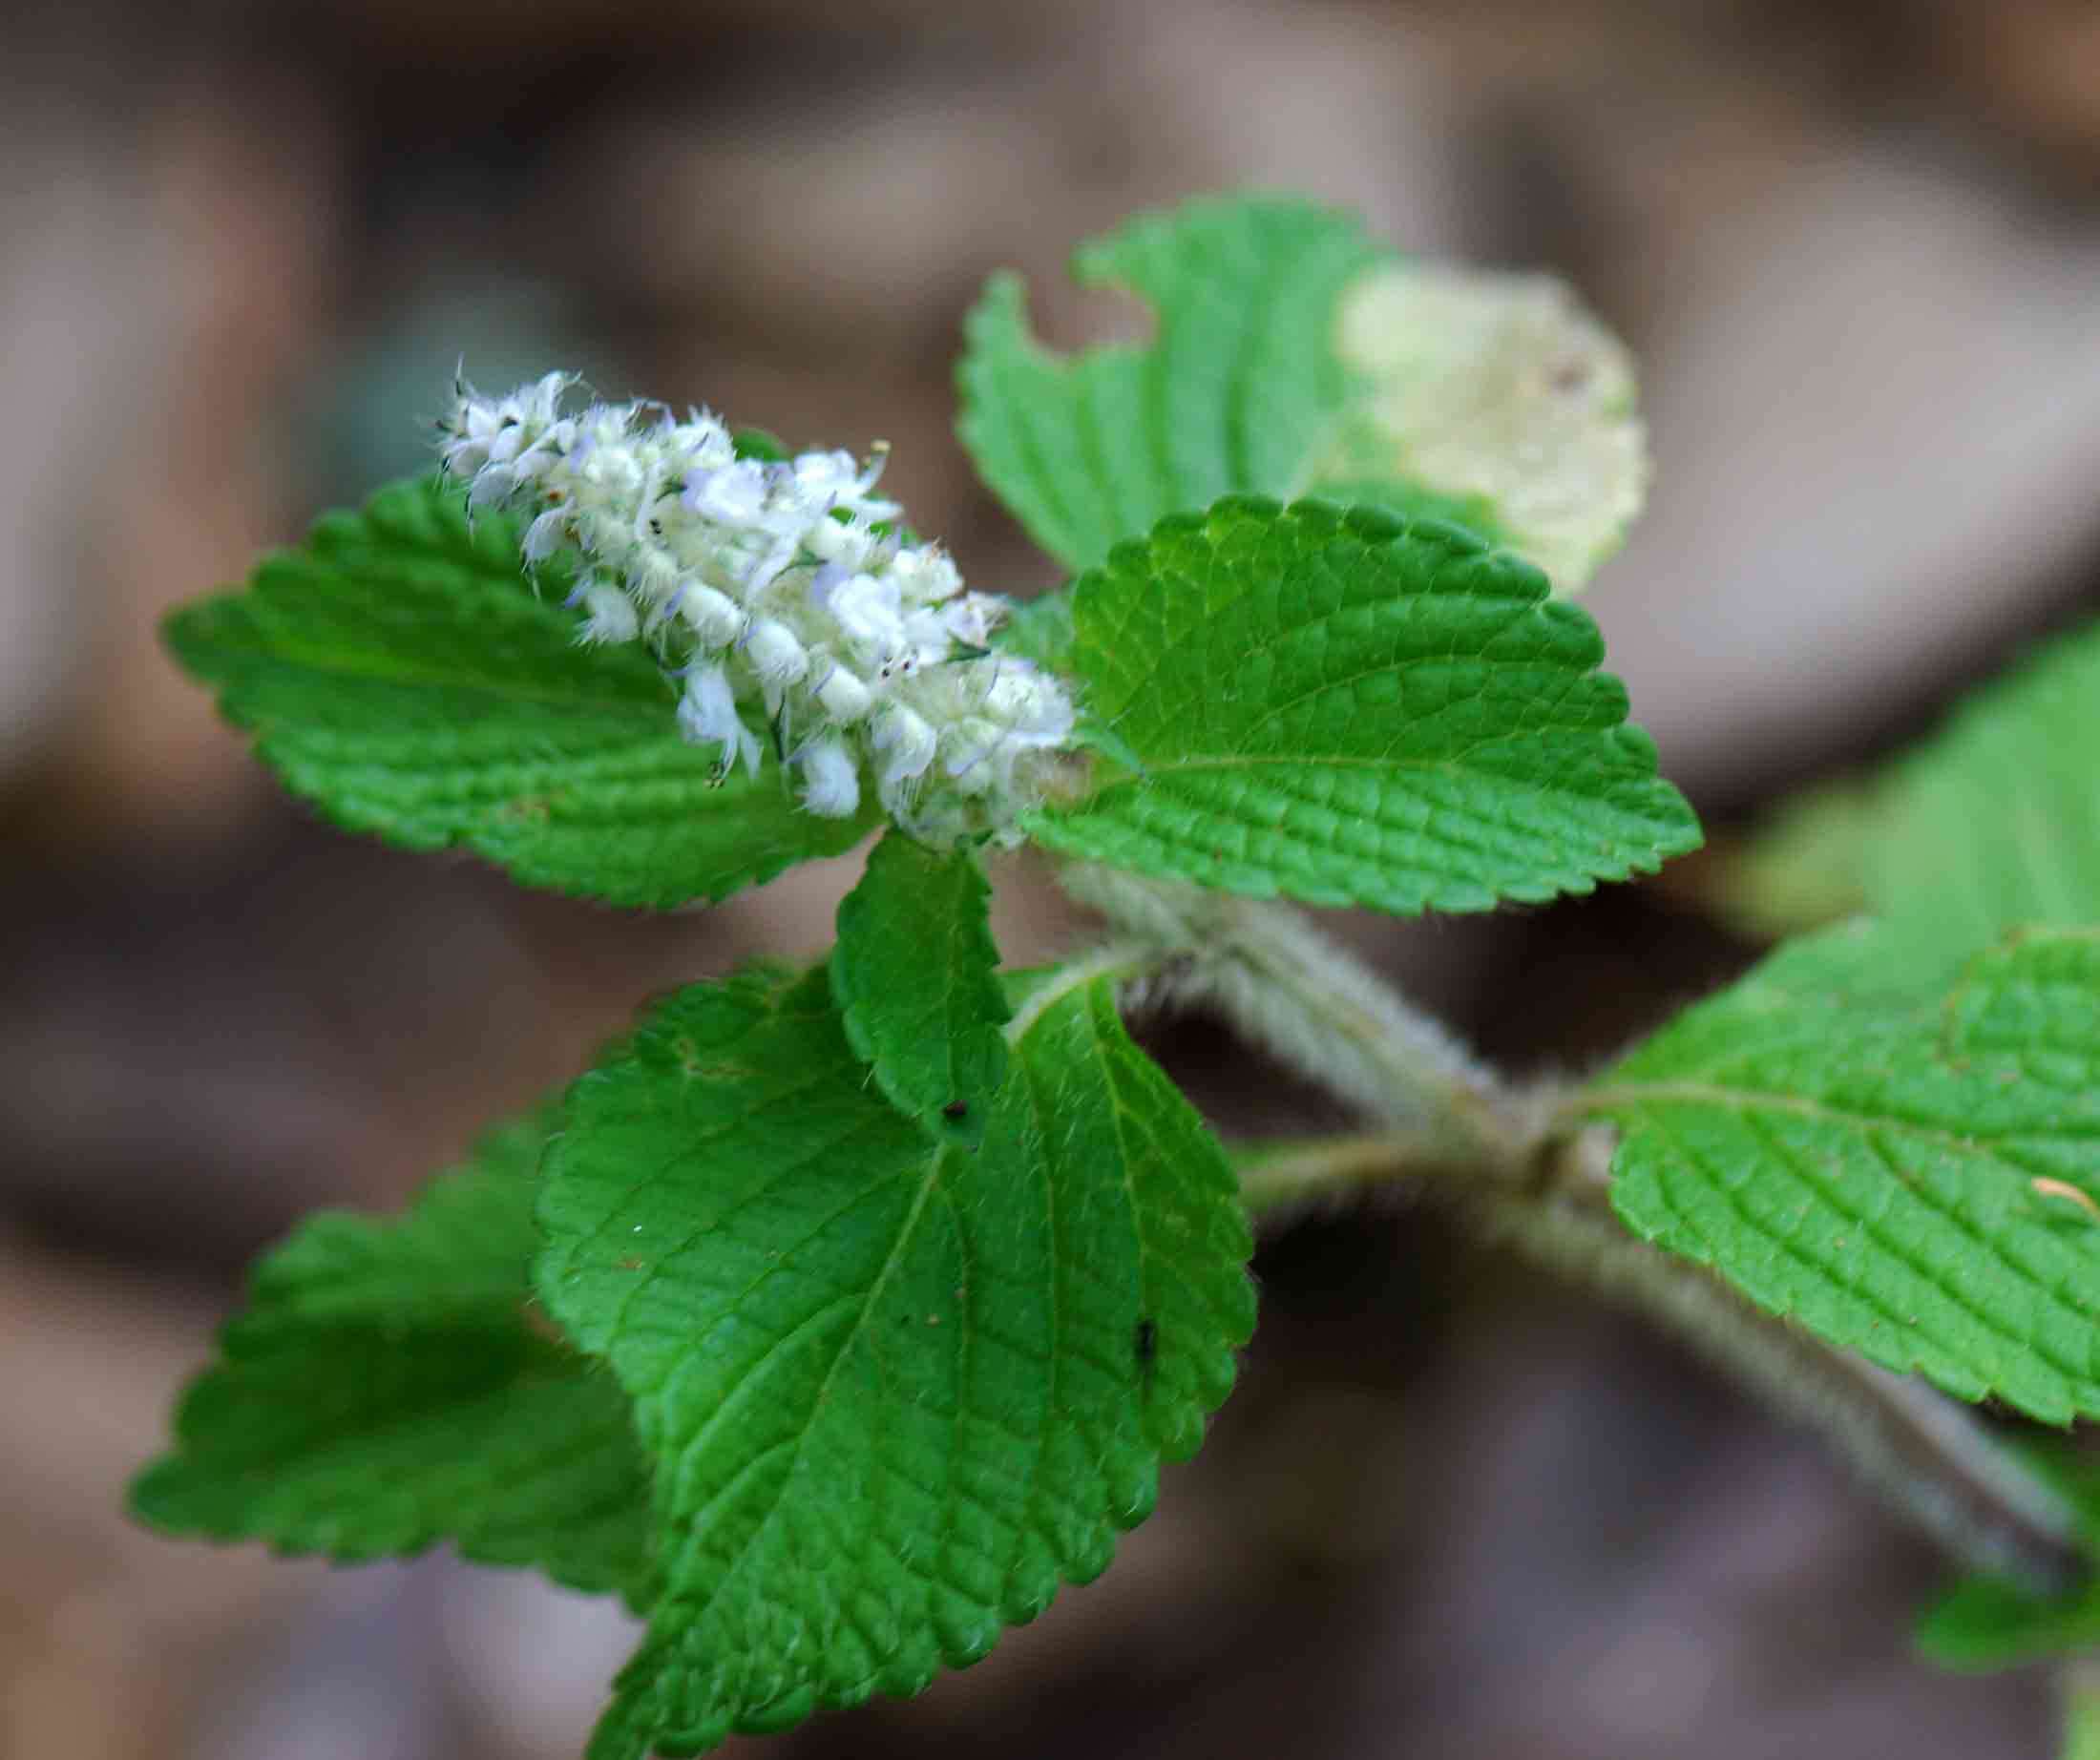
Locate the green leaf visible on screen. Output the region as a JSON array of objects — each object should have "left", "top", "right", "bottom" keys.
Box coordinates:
[
  {"left": 1926, "top": 1575, "right": 2100, "bottom": 1672},
  {"left": 1586, "top": 922, "right": 2100, "bottom": 1424},
  {"left": 167, "top": 477, "right": 877, "bottom": 908},
  {"left": 1022, "top": 496, "right": 1700, "bottom": 915},
  {"left": 832, "top": 828, "right": 1012, "bottom": 1142},
  {"left": 732, "top": 428, "right": 789, "bottom": 462},
  {"left": 1920, "top": 1439, "right": 2100, "bottom": 1671},
  {"left": 536, "top": 961, "right": 1253, "bottom": 1757},
  {"left": 957, "top": 193, "right": 1646, "bottom": 592},
  {"left": 130, "top": 1109, "right": 654, "bottom": 1606},
  {"left": 1865, "top": 620, "right": 2100, "bottom": 956},
  {"left": 1727, "top": 618, "right": 2100, "bottom": 952}
]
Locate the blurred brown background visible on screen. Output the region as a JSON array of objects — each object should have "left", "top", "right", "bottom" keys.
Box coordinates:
[{"left": 6, "top": 1, "right": 2100, "bottom": 1755}]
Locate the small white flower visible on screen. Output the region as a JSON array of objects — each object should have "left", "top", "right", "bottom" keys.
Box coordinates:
[
  {"left": 684, "top": 461, "right": 769, "bottom": 524},
  {"left": 441, "top": 371, "right": 1082, "bottom": 845},
  {"left": 939, "top": 594, "right": 1002, "bottom": 648},
  {"left": 741, "top": 534, "right": 801, "bottom": 596},
  {"left": 469, "top": 466, "right": 517, "bottom": 509},
  {"left": 677, "top": 582, "right": 746, "bottom": 646},
  {"left": 828, "top": 572, "right": 903, "bottom": 651},
  {"left": 678, "top": 664, "right": 762, "bottom": 777},
  {"left": 872, "top": 702, "right": 938, "bottom": 791},
  {"left": 890, "top": 545, "right": 961, "bottom": 604},
  {"left": 791, "top": 448, "right": 857, "bottom": 500},
  {"left": 521, "top": 507, "right": 570, "bottom": 564},
  {"left": 629, "top": 545, "right": 682, "bottom": 609},
  {"left": 578, "top": 582, "right": 639, "bottom": 645},
  {"left": 901, "top": 606, "right": 956, "bottom": 662},
  {"left": 797, "top": 737, "right": 861, "bottom": 817},
  {"left": 744, "top": 618, "right": 808, "bottom": 686},
  {"left": 804, "top": 517, "right": 858, "bottom": 564},
  {"left": 812, "top": 662, "right": 873, "bottom": 723},
  {"left": 979, "top": 664, "right": 1075, "bottom": 743},
  {"left": 792, "top": 443, "right": 897, "bottom": 519}
]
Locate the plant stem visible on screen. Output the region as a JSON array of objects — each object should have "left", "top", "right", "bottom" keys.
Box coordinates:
[
  {"left": 1469, "top": 1132, "right": 2087, "bottom": 1598},
  {"left": 1060, "top": 867, "right": 1524, "bottom": 1167},
  {"left": 1073, "top": 870, "right": 2088, "bottom": 1597},
  {"left": 1247, "top": 1121, "right": 2085, "bottom": 1595}
]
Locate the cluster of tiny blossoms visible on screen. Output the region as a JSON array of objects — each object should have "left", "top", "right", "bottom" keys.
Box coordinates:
[{"left": 438, "top": 372, "right": 1077, "bottom": 845}]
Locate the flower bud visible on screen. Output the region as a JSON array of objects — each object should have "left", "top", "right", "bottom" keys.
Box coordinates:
[
  {"left": 804, "top": 517, "right": 859, "bottom": 564},
  {"left": 678, "top": 664, "right": 761, "bottom": 777},
  {"left": 521, "top": 508, "right": 570, "bottom": 564},
  {"left": 578, "top": 582, "right": 639, "bottom": 645},
  {"left": 744, "top": 618, "right": 808, "bottom": 685},
  {"left": 872, "top": 702, "right": 938, "bottom": 789},
  {"left": 798, "top": 738, "right": 861, "bottom": 817},
  {"left": 943, "top": 720, "right": 1008, "bottom": 794},
  {"left": 677, "top": 582, "right": 745, "bottom": 647},
  {"left": 813, "top": 663, "right": 874, "bottom": 723},
  {"left": 829, "top": 572, "right": 903, "bottom": 650}
]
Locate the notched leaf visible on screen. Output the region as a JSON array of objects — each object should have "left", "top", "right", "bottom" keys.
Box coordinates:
[
  {"left": 166, "top": 476, "right": 877, "bottom": 908},
  {"left": 1024, "top": 495, "right": 1698, "bottom": 915},
  {"left": 536, "top": 959, "right": 1253, "bottom": 1757},
  {"left": 957, "top": 194, "right": 1648, "bottom": 591},
  {"left": 1588, "top": 923, "right": 2100, "bottom": 1425}
]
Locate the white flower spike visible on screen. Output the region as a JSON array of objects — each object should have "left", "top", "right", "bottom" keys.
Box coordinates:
[{"left": 438, "top": 374, "right": 1079, "bottom": 844}]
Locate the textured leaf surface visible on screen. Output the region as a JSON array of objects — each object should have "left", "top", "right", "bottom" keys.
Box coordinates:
[
  {"left": 130, "top": 1111, "right": 654, "bottom": 1605},
  {"left": 1920, "top": 1440, "right": 2100, "bottom": 1671},
  {"left": 1587, "top": 923, "right": 2100, "bottom": 1423},
  {"left": 1023, "top": 497, "right": 1699, "bottom": 914},
  {"left": 832, "top": 829, "right": 1011, "bottom": 1142},
  {"left": 167, "top": 477, "right": 875, "bottom": 908},
  {"left": 536, "top": 962, "right": 1253, "bottom": 1757},
  {"left": 1727, "top": 618, "right": 2100, "bottom": 950},
  {"left": 957, "top": 193, "right": 1645, "bottom": 591}
]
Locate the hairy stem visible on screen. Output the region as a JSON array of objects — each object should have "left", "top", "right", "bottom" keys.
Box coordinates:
[
  {"left": 1061, "top": 866, "right": 1525, "bottom": 1166},
  {"left": 1247, "top": 1122, "right": 2085, "bottom": 1595},
  {"left": 1073, "top": 870, "right": 2088, "bottom": 1597},
  {"left": 1469, "top": 1133, "right": 2086, "bottom": 1597}
]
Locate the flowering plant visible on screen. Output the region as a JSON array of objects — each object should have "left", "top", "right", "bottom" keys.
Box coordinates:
[
  {"left": 133, "top": 195, "right": 2100, "bottom": 1759},
  {"left": 440, "top": 376, "right": 1075, "bottom": 838}
]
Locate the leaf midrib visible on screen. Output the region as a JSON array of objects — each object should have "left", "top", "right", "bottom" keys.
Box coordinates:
[{"left": 653, "top": 1142, "right": 953, "bottom": 1684}]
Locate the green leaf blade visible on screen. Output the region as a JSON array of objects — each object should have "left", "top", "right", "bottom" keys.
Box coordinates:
[
  {"left": 1922, "top": 1574, "right": 2100, "bottom": 1672},
  {"left": 1867, "top": 621, "right": 2100, "bottom": 956},
  {"left": 537, "top": 961, "right": 1252, "bottom": 1757},
  {"left": 167, "top": 478, "right": 876, "bottom": 908},
  {"left": 1724, "top": 618, "right": 2100, "bottom": 953},
  {"left": 831, "top": 829, "right": 1011, "bottom": 1142},
  {"left": 958, "top": 194, "right": 1646, "bottom": 592},
  {"left": 1025, "top": 497, "right": 1698, "bottom": 914},
  {"left": 1588, "top": 923, "right": 2100, "bottom": 1424},
  {"left": 130, "top": 1110, "right": 655, "bottom": 1606}
]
